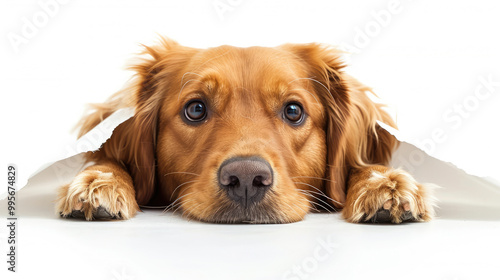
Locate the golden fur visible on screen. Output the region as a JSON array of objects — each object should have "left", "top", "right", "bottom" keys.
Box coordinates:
[{"left": 56, "top": 37, "right": 435, "bottom": 223}]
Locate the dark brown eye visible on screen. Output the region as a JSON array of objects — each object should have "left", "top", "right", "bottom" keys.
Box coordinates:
[
  {"left": 284, "top": 103, "right": 304, "bottom": 124},
  {"left": 184, "top": 100, "right": 207, "bottom": 122}
]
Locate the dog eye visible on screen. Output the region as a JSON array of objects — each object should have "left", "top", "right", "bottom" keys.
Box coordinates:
[
  {"left": 284, "top": 103, "right": 304, "bottom": 124},
  {"left": 184, "top": 100, "right": 207, "bottom": 122}
]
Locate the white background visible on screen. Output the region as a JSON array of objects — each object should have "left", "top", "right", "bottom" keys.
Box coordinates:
[{"left": 1, "top": 1, "right": 500, "bottom": 280}]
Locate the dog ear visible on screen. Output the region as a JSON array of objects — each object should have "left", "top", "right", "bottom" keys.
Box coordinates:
[
  {"left": 78, "top": 38, "right": 191, "bottom": 205},
  {"left": 281, "top": 43, "right": 351, "bottom": 209},
  {"left": 121, "top": 43, "right": 167, "bottom": 205}
]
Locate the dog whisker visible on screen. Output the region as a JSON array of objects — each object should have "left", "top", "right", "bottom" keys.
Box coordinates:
[
  {"left": 178, "top": 78, "right": 201, "bottom": 101},
  {"left": 280, "top": 198, "right": 310, "bottom": 220},
  {"left": 184, "top": 198, "right": 220, "bottom": 222},
  {"left": 172, "top": 203, "right": 188, "bottom": 216},
  {"left": 210, "top": 195, "right": 229, "bottom": 220},
  {"left": 297, "top": 189, "right": 335, "bottom": 213},
  {"left": 208, "top": 192, "right": 227, "bottom": 222},
  {"left": 180, "top": 71, "right": 203, "bottom": 86},
  {"left": 296, "top": 189, "right": 322, "bottom": 211},
  {"left": 289, "top": 87, "right": 321, "bottom": 109},
  {"left": 181, "top": 199, "right": 210, "bottom": 219},
  {"left": 175, "top": 184, "right": 195, "bottom": 200},
  {"left": 198, "top": 200, "right": 218, "bottom": 220},
  {"left": 271, "top": 188, "right": 314, "bottom": 216},
  {"left": 169, "top": 180, "right": 199, "bottom": 201},
  {"left": 293, "top": 181, "right": 344, "bottom": 206},
  {"left": 167, "top": 197, "right": 195, "bottom": 215},
  {"left": 309, "top": 201, "right": 334, "bottom": 214},
  {"left": 209, "top": 204, "right": 225, "bottom": 222},
  {"left": 304, "top": 190, "right": 341, "bottom": 211},
  {"left": 297, "top": 189, "right": 337, "bottom": 212},
  {"left": 177, "top": 199, "right": 201, "bottom": 218},
  {"left": 164, "top": 190, "right": 194, "bottom": 213},
  {"left": 163, "top": 197, "right": 193, "bottom": 215}
]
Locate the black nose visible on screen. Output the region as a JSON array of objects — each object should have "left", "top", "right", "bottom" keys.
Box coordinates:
[{"left": 218, "top": 157, "right": 273, "bottom": 207}]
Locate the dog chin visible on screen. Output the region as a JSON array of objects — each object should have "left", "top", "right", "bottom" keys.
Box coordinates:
[{"left": 189, "top": 201, "right": 288, "bottom": 224}]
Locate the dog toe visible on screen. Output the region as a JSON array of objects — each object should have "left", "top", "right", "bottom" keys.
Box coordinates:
[{"left": 93, "top": 206, "right": 120, "bottom": 220}]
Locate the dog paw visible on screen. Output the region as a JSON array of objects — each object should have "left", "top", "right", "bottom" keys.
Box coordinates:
[
  {"left": 343, "top": 168, "right": 436, "bottom": 224},
  {"left": 56, "top": 169, "right": 139, "bottom": 220}
]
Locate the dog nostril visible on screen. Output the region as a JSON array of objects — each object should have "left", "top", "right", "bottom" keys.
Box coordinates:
[
  {"left": 253, "top": 176, "right": 270, "bottom": 187},
  {"left": 228, "top": 176, "right": 239, "bottom": 187}
]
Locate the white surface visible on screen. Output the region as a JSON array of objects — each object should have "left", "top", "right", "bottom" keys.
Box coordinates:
[{"left": 1, "top": 0, "right": 500, "bottom": 279}]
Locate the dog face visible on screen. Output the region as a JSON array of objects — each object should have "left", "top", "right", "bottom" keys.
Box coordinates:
[
  {"left": 117, "top": 39, "right": 352, "bottom": 223},
  {"left": 157, "top": 45, "right": 333, "bottom": 223}
]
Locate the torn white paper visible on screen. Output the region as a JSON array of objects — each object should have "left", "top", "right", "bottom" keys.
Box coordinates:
[{"left": 0, "top": 107, "right": 134, "bottom": 200}]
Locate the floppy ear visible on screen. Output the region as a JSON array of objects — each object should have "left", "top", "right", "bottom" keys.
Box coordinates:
[
  {"left": 282, "top": 43, "right": 351, "bottom": 209},
  {"left": 78, "top": 38, "right": 188, "bottom": 205}
]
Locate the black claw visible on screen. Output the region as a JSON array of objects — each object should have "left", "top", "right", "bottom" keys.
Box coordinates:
[
  {"left": 94, "top": 206, "right": 119, "bottom": 220},
  {"left": 59, "top": 207, "right": 120, "bottom": 220},
  {"left": 401, "top": 211, "right": 414, "bottom": 221},
  {"left": 362, "top": 209, "right": 416, "bottom": 224},
  {"left": 59, "top": 210, "right": 85, "bottom": 219},
  {"left": 69, "top": 210, "right": 86, "bottom": 219},
  {"left": 364, "top": 209, "right": 392, "bottom": 223}
]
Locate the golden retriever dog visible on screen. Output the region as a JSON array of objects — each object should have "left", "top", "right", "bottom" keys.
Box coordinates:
[{"left": 56, "top": 38, "right": 436, "bottom": 224}]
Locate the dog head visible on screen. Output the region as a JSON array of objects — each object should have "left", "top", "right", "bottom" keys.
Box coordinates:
[{"left": 108, "top": 38, "right": 356, "bottom": 223}]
